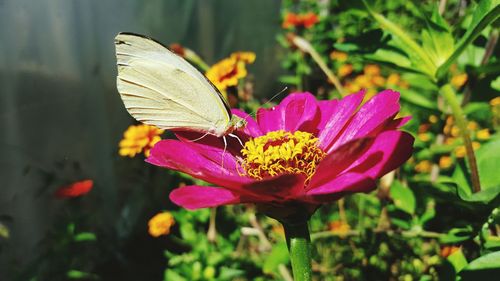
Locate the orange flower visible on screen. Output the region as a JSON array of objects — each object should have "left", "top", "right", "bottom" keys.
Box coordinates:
[
  {"left": 169, "top": 43, "right": 185, "bottom": 57},
  {"left": 328, "top": 220, "right": 350, "bottom": 236},
  {"left": 330, "top": 51, "right": 348, "bottom": 62},
  {"left": 231, "top": 52, "right": 256, "bottom": 64},
  {"left": 415, "top": 160, "right": 432, "bottom": 173},
  {"left": 387, "top": 73, "right": 400, "bottom": 85},
  {"left": 338, "top": 64, "right": 353, "bottom": 77},
  {"left": 148, "top": 212, "right": 175, "bottom": 237},
  {"left": 206, "top": 57, "right": 247, "bottom": 91},
  {"left": 441, "top": 245, "right": 460, "bottom": 258},
  {"left": 282, "top": 12, "right": 319, "bottom": 29},
  {"left": 454, "top": 142, "right": 480, "bottom": 158},
  {"left": 451, "top": 73, "right": 468, "bottom": 88},
  {"left": 364, "top": 64, "right": 380, "bottom": 76},
  {"left": 55, "top": 179, "right": 93, "bottom": 198},
  {"left": 439, "top": 156, "right": 453, "bottom": 169},
  {"left": 119, "top": 124, "right": 164, "bottom": 157}
]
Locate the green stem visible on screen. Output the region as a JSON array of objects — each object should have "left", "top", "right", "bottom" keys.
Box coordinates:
[
  {"left": 283, "top": 221, "right": 312, "bottom": 281},
  {"left": 440, "top": 84, "right": 481, "bottom": 193}
]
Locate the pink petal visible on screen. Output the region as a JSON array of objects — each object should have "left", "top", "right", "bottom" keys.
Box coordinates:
[
  {"left": 385, "top": 116, "right": 412, "bottom": 130},
  {"left": 257, "top": 92, "right": 320, "bottom": 134},
  {"left": 169, "top": 185, "right": 241, "bottom": 210},
  {"left": 317, "top": 99, "right": 339, "bottom": 131},
  {"left": 304, "top": 172, "right": 376, "bottom": 202},
  {"left": 148, "top": 140, "right": 306, "bottom": 200},
  {"left": 330, "top": 90, "right": 401, "bottom": 151},
  {"left": 307, "top": 137, "right": 373, "bottom": 190},
  {"left": 318, "top": 90, "right": 365, "bottom": 152},
  {"left": 146, "top": 140, "right": 248, "bottom": 188},
  {"left": 346, "top": 130, "right": 414, "bottom": 179}
]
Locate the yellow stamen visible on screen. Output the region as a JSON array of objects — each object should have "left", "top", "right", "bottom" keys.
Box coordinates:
[{"left": 239, "top": 130, "right": 326, "bottom": 183}]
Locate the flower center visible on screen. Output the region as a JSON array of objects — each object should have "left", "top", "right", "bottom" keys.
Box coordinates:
[{"left": 239, "top": 130, "right": 326, "bottom": 182}]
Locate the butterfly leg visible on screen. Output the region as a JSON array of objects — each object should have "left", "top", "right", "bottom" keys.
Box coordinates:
[{"left": 228, "top": 133, "right": 244, "bottom": 147}]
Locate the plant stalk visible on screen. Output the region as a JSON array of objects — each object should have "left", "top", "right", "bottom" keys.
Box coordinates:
[
  {"left": 283, "top": 221, "right": 312, "bottom": 281},
  {"left": 440, "top": 84, "right": 481, "bottom": 193}
]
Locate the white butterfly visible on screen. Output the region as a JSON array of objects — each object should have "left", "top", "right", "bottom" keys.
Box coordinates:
[{"left": 115, "top": 33, "right": 246, "bottom": 140}]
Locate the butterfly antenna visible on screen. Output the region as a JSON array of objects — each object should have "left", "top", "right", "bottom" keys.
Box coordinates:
[{"left": 243, "top": 87, "right": 288, "bottom": 120}]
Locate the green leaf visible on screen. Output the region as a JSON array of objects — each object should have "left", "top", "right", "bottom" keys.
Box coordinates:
[
  {"left": 452, "top": 148, "right": 500, "bottom": 205},
  {"left": 419, "top": 201, "right": 436, "bottom": 226},
  {"left": 390, "top": 180, "right": 416, "bottom": 215},
  {"left": 263, "top": 242, "right": 289, "bottom": 274},
  {"left": 460, "top": 251, "right": 500, "bottom": 280},
  {"left": 0, "top": 222, "right": 9, "bottom": 238},
  {"left": 491, "top": 76, "right": 500, "bottom": 90},
  {"left": 67, "top": 270, "right": 98, "bottom": 280},
  {"left": 74, "top": 232, "right": 97, "bottom": 242},
  {"left": 399, "top": 89, "right": 438, "bottom": 110},
  {"left": 476, "top": 137, "right": 500, "bottom": 188},
  {"left": 421, "top": 7, "right": 455, "bottom": 67},
  {"left": 218, "top": 267, "right": 245, "bottom": 280},
  {"left": 278, "top": 75, "right": 301, "bottom": 85},
  {"left": 447, "top": 248, "right": 469, "bottom": 273},
  {"left": 440, "top": 226, "right": 474, "bottom": 243},
  {"left": 365, "top": 6, "right": 437, "bottom": 76},
  {"left": 437, "top": 0, "right": 500, "bottom": 79},
  {"left": 164, "top": 269, "right": 188, "bottom": 281}
]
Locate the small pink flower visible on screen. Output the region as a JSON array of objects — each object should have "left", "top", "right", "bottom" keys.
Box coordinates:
[{"left": 147, "top": 90, "right": 414, "bottom": 221}]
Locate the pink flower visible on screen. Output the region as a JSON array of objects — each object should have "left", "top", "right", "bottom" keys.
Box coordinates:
[{"left": 147, "top": 90, "right": 414, "bottom": 221}]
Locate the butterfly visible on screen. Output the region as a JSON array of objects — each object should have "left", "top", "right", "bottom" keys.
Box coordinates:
[{"left": 114, "top": 33, "right": 246, "bottom": 142}]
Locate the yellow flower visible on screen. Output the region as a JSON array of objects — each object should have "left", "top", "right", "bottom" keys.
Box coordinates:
[
  {"left": 444, "top": 137, "right": 456, "bottom": 145},
  {"left": 354, "top": 75, "right": 373, "bottom": 88},
  {"left": 428, "top": 115, "right": 439, "bottom": 124},
  {"left": 418, "top": 133, "right": 431, "bottom": 142},
  {"left": 415, "top": 160, "right": 432, "bottom": 173},
  {"left": 371, "top": 75, "right": 386, "bottom": 87},
  {"left": 467, "top": 121, "right": 478, "bottom": 131},
  {"left": 330, "top": 51, "right": 348, "bottom": 62},
  {"left": 119, "top": 124, "right": 164, "bottom": 157},
  {"left": 387, "top": 73, "right": 400, "bottom": 85},
  {"left": 451, "top": 73, "right": 468, "bottom": 88},
  {"left": 328, "top": 220, "right": 350, "bottom": 237},
  {"left": 230, "top": 52, "right": 256, "bottom": 64},
  {"left": 476, "top": 129, "right": 490, "bottom": 140},
  {"left": 451, "top": 125, "right": 460, "bottom": 137},
  {"left": 490, "top": 97, "right": 500, "bottom": 106},
  {"left": 338, "top": 64, "right": 353, "bottom": 77},
  {"left": 344, "top": 82, "right": 361, "bottom": 93},
  {"left": 439, "top": 156, "right": 453, "bottom": 169},
  {"left": 364, "top": 64, "right": 380, "bottom": 76},
  {"left": 205, "top": 57, "right": 246, "bottom": 91},
  {"left": 148, "top": 212, "right": 175, "bottom": 237},
  {"left": 454, "top": 142, "right": 480, "bottom": 158},
  {"left": 398, "top": 80, "right": 410, "bottom": 89}
]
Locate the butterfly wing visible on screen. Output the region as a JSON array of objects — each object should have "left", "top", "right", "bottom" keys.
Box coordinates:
[{"left": 115, "top": 33, "right": 232, "bottom": 136}]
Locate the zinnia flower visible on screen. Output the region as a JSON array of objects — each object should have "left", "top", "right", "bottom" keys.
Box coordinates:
[
  {"left": 205, "top": 52, "right": 255, "bottom": 91},
  {"left": 119, "top": 124, "right": 164, "bottom": 157},
  {"left": 55, "top": 179, "right": 93, "bottom": 198},
  {"left": 148, "top": 212, "right": 175, "bottom": 237},
  {"left": 147, "top": 90, "right": 414, "bottom": 222}
]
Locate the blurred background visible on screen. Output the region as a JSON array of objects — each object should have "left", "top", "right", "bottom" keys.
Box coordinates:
[{"left": 0, "top": 0, "right": 282, "bottom": 279}]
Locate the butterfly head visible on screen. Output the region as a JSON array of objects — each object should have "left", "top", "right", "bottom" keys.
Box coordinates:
[{"left": 226, "top": 115, "right": 247, "bottom": 134}]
